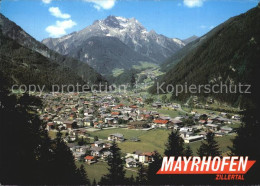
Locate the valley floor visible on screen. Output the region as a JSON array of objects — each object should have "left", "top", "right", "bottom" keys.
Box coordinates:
[{"left": 34, "top": 91, "right": 241, "bottom": 182}]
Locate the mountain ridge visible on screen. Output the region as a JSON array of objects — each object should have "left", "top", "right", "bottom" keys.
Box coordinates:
[
  {"left": 42, "top": 15, "right": 186, "bottom": 74},
  {"left": 0, "top": 13, "right": 106, "bottom": 85},
  {"left": 150, "top": 5, "right": 260, "bottom": 106},
  {"left": 0, "top": 30, "right": 86, "bottom": 90}
]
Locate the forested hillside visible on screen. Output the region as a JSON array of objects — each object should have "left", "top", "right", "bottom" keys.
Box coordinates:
[
  {"left": 0, "top": 31, "right": 85, "bottom": 90},
  {"left": 0, "top": 14, "right": 106, "bottom": 85},
  {"left": 150, "top": 5, "right": 260, "bottom": 106},
  {"left": 66, "top": 36, "right": 151, "bottom": 75}
]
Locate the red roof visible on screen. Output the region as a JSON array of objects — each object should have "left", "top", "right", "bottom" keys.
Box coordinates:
[
  {"left": 113, "top": 104, "right": 124, "bottom": 109},
  {"left": 144, "top": 114, "right": 150, "bottom": 118},
  {"left": 85, "top": 156, "right": 94, "bottom": 160},
  {"left": 199, "top": 120, "right": 206, "bottom": 123},
  {"left": 154, "top": 119, "right": 168, "bottom": 124},
  {"left": 130, "top": 105, "right": 138, "bottom": 108},
  {"left": 141, "top": 152, "right": 155, "bottom": 156},
  {"left": 111, "top": 112, "right": 120, "bottom": 115}
]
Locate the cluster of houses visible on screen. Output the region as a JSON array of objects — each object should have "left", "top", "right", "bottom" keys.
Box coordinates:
[
  {"left": 68, "top": 137, "right": 156, "bottom": 168},
  {"left": 68, "top": 140, "right": 112, "bottom": 164},
  {"left": 38, "top": 92, "right": 239, "bottom": 168},
  {"left": 125, "top": 151, "right": 155, "bottom": 167},
  {"left": 40, "top": 93, "right": 185, "bottom": 134}
]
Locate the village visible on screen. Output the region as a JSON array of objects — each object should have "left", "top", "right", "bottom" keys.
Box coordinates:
[{"left": 37, "top": 91, "right": 241, "bottom": 179}]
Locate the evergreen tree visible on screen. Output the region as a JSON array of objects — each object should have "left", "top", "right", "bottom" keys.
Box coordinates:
[
  {"left": 78, "top": 165, "right": 90, "bottom": 185},
  {"left": 94, "top": 136, "right": 99, "bottom": 142},
  {"left": 84, "top": 148, "right": 92, "bottom": 156},
  {"left": 163, "top": 131, "right": 193, "bottom": 184},
  {"left": 197, "top": 132, "right": 221, "bottom": 157},
  {"left": 184, "top": 145, "right": 193, "bottom": 157},
  {"left": 92, "top": 178, "right": 97, "bottom": 186},
  {"left": 99, "top": 141, "right": 126, "bottom": 185},
  {"left": 162, "top": 95, "right": 167, "bottom": 103},
  {"left": 51, "top": 130, "right": 88, "bottom": 184},
  {"left": 136, "top": 164, "right": 147, "bottom": 184},
  {"left": 0, "top": 76, "right": 88, "bottom": 185},
  {"left": 229, "top": 71, "right": 260, "bottom": 184},
  {"left": 128, "top": 174, "right": 135, "bottom": 185},
  {"left": 130, "top": 73, "right": 136, "bottom": 88},
  {"left": 146, "top": 151, "right": 164, "bottom": 185},
  {"left": 164, "top": 130, "right": 185, "bottom": 157}
]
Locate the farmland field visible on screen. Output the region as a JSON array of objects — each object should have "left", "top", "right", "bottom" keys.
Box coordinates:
[
  {"left": 118, "top": 129, "right": 170, "bottom": 155},
  {"left": 87, "top": 128, "right": 147, "bottom": 140},
  {"left": 87, "top": 128, "right": 235, "bottom": 156},
  {"left": 77, "top": 128, "right": 235, "bottom": 182},
  {"left": 143, "top": 106, "right": 184, "bottom": 118},
  {"left": 76, "top": 161, "right": 137, "bottom": 183},
  {"left": 188, "top": 134, "right": 236, "bottom": 156}
]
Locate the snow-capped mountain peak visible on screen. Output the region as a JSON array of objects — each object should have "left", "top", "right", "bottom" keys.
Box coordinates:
[
  {"left": 95, "top": 15, "right": 145, "bottom": 33},
  {"left": 42, "top": 15, "right": 185, "bottom": 63}
]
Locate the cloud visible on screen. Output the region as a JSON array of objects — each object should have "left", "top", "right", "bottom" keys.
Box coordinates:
[
  {"left": 46, "top": 19, "right": 76, "bottom": 37},
  {"left": 83, "top": 0, "right": 116, "bottom": 10},
  {"left": 200, "top": 25, "right": 207, "bottom": 29},
  {"left": 49, "top": 7, "right": 71, "bottom": 19},
  {"left": 183, "top": 0, "right": 206, "bottom": 8},
  {"left": 42, "top": 0, "right": 52, "bottom": 4}
]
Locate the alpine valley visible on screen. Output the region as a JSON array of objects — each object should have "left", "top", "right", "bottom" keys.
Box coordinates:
[
  {"left": 42, "top": 16, "right": 186, "bottom": 75},
  {"left": 1, "top": 2, "right": 260, "bottom": 185}
]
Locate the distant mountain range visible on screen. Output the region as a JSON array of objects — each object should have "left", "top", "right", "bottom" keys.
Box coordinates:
[
  {"left": 54, "top": 36, "right": 152, "bottom": 75},
  {"left": 0, "top": 14, "right": 106, "bottom": 88},
  {"left": 42, "top": 16, "right": 187, "bottom": 74},
  {"left": 150, "top": 5, "right": 260, "bottom": 106}
]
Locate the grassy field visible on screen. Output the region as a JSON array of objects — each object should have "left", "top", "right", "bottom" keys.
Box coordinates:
[
  {"left": 50, "top": 126, "right": 235, "bottom": 156},
  {"left": 210, "top": 102, "right": 241, "bottom": 113},
  {"left": 112, "top": 68, "right": 124, "bottom": 77},
  {"left": 118, "top": 129, "right": 170, "bottom": 155},
  {"left": 188, "top": 134, "right": 236, "bottom": 156},
  {"left": 88, "top": 128, "right": 235, "bottom": 156},
  {"left": 76, "top": 161, "right": 137, "bottom": 183},
  {"left": 76, "top": 130, "right": 235, "bottom": 183},
  {"left": 132, "top": 62, "right": 158, "bottom": 70},
  {"left": 183, "top": 105, "right": 240, "bottom": 115},
  {"left": 143, "top": 105, "right": 184, "bottom": 118},
  {"left": 48, "top": 130, "right": 67, "bottom": 139},
  {"left": 88, "top": 128, "right": 147, "bottom": 140},
  {"left": 87, "top": 128, "right": 170, "bottom": 154},
  {"left": 156, "top": 108, "right": 184, "bottom": 118},
  {"left": 81, "top": 127, "right": 235, "bottom": 182}
]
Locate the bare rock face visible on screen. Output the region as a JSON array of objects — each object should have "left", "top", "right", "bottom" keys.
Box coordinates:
[{"left": 42, "top": 15, "right": 185, "bottom": 74}]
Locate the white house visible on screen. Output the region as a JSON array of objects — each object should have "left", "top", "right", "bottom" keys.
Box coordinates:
[
  {"left": 125, "top": 158, "right": 138, "bottom": 168},
  {"left": 184, "top": 135, "right": 204, "bottom": 143}
]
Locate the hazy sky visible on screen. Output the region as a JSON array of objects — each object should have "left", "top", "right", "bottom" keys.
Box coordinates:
[{"left": 1, "top": 0, "right": 259, "bottom": 41}]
